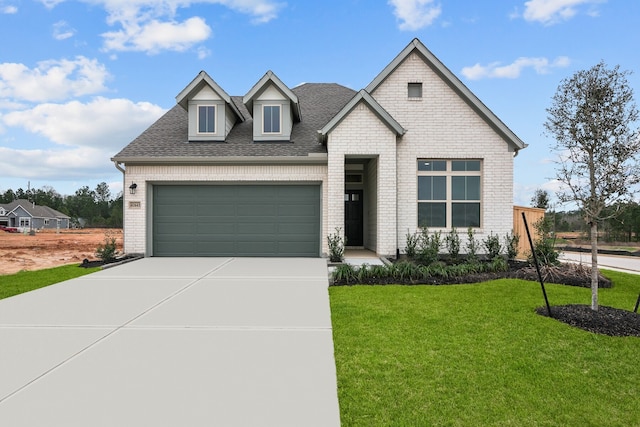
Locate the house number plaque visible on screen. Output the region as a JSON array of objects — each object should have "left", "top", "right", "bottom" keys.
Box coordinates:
[{"left": 128, "top": 201, "right": 141, "bottom": 209}]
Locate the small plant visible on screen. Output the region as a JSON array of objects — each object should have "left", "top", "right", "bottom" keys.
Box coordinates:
[
  {"left": 95, "top": 231, "right": 118, "bottom": 263},
  {"left": 445, "top": 227, "right": 461, "bottom": 261},
  {"left": 327, "top": 228, "right": 346, "bottom": 263},
  {"left": 357, "top": 264, "right": 372, "bottom": 282},
  {"left": 417, "top": 228, "right": 442, "bottom": 265},
  {"left": 482, "top": 231, "right": 502, "bottom": 260},
  {"left": 489, "top": 256, "right": 508, "bottom": 272},
  {"left": 465, "top": 228, "right": 480, "bottom": 264},
  {"left": 332, "top": 263, "right": 356, "bottom": 283},
  {"left": 504, "top": 230, "right": 520, "bottom": 260},
  {"left": 405, "top": 231, "right": 419, "bottom": 260},
  {"left": 530, "top": 218, "right": 560, "bottom": 266}
]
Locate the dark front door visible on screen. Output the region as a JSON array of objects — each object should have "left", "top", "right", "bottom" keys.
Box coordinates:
[{"left": 345, "top": 190, "right": 363, "bottom": 246}]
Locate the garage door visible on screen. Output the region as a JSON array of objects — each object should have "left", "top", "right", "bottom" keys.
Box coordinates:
[{"left": 153, "top": 184, "right": 321, "bottom": 257}]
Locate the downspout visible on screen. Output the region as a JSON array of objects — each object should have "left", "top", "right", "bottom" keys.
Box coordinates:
[
  {"left": 113, "top": 160, "right": 125, "bottom": 174},
  {"left": 113, "top": 160, "right": 126, "bottom": 253}
]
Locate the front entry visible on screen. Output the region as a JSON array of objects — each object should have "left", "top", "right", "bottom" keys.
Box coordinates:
[{"left": 344, "top": 190, "right": 363, "bottom": 246}]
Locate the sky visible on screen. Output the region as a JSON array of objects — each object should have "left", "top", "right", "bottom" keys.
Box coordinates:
[{"left": 1, "top": 0, "right": 639, "bottom": 208}]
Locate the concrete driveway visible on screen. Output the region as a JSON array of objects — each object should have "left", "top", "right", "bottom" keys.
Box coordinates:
[{"left": 0, "top": 258, "right": 340, "bottom": 426}]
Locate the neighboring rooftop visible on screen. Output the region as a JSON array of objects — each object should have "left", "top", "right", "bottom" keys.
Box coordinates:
[{"left": 0, "top": 199, "right": 70, "bottom": 219}]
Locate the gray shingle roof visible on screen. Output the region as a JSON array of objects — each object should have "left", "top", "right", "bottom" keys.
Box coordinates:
[
  {"left": 112, "top": 83, "right": 356, "bottom": 161},
  {"left": 1, "top": 199, "right": 70, "bottom": 219}
]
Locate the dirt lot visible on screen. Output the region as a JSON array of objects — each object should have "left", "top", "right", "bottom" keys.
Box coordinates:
[{"left": 0, "top": 229, "right": 123, "bottom": 275}]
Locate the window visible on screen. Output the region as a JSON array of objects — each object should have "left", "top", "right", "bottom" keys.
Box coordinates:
[
  {"left": 198, "top": 105, "right": 215, "bottom": 133},
  {"left": 417, "top": 159, "right": 481, "bottom": 228},
  {"left": 408, "top": 82, "right": 423, "bottom": 98},
  {"left": 19, "top": 217, "right": 30, "bottom": 227},
  {"left": 263, "top": 105, "right": 281, "bottom": 133}
]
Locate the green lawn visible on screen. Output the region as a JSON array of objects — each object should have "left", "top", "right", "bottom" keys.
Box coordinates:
[
  {"left": 0, "top": 265, "right": 100, "bottom": 300},
  {"left": 330, "top": 270, "right": 640, "bottom": 426}
]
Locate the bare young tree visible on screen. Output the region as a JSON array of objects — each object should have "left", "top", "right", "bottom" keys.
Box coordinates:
[{"left": 545, "top": 61, "right": 640, "bottom": 310}]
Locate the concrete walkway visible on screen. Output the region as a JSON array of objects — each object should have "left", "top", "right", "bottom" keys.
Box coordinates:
[{"left": 0, "top": 258, "right": 340, "bottom": 426}]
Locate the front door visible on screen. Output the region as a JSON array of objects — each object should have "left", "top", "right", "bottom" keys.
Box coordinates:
[{"left": 345, "top": 190, "right": 363, "bottom": 246}]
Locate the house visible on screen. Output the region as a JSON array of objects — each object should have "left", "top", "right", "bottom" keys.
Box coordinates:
[
  {"left": 0, "top": 199, "right": 70, "bottom": 230},
  {"left": 112, "top": 38, "right": 526, "bottom": 258}
]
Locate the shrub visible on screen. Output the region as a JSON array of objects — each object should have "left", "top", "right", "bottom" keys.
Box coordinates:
[
  {"left": 445, "top": 228, "right": 461, "bottom": 261},
  {"left": 529, "top": 218, "right": 560, "bottom": 266},
  {"left": 504, "top": 230, "right": 520, "bottom": 260},
  {"left": 465, "top": 228, "right": 480, "bottom": 264},
  {"left": 405, "top": 231, "right": 419, "bottom": 260},
  {"left": 482, "top": 232, "right": 502, "bottom": 259},
  {"left": 417, "top": 228, "right": 442, "bottom": 265},
  {"left": 95, "top": 231, "right": 118, "bottom": 263},
  {"left": 327, "top": 228, "right": 346, "bottom": 263}
]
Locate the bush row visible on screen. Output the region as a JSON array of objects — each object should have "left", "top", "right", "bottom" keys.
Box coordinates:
[{"left": 331, "top": 258, "right": 511, "bottom": 286}]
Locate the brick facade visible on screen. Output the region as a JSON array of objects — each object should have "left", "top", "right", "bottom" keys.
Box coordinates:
[{"left": 370, "top": 53, "right": 516, "bottom": 252}]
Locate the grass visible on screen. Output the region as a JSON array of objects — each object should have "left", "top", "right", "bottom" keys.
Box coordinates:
[
  {"left": 0, "top": 265, "right": 100, "bottom": 300},
  {"left": 330, "top": 270, "right": 640, "bottom": 426}
]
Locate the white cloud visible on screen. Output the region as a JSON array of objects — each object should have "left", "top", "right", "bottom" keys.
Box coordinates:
[
  {"left": 521, "top": 0, "right": 605, "bottom": 25},
  {"left": 103, "top": 16, "right": 212, "bottom": 53},
  {"left": 461, "top": 56, "right": 570, "bottom": 80},
  {"left": 2, "top": 97, "right": 165, "bottom": 150},
  {"left": 2, "top": 5, "right": 17, "bottom": 13},
  {"left": 0, "top": 146, "right": 113, "bottom": 180},
  {"left": 389, "top": 0, "right": 442, "bottom": 30},
  {"left": 0, "top": 57, "right": 109, "bottom": 103},
  {"left": 53, "top": 20, "right": 76, "bottom": 40},
  {"left": 40, "top": 0, "right": 283, "bottom": 54}
]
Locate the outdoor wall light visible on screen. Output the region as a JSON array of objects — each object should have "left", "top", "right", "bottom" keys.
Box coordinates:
[{"left": 129, "top": 182, "right": 138, "bottom": 195}]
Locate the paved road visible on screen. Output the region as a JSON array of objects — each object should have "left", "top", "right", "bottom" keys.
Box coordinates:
[
  {"left": 0, "top": 257, "right": 340, "bottom": 426},
  {"left": 560, "top": 251, "right": 640, "bottom": 275}
]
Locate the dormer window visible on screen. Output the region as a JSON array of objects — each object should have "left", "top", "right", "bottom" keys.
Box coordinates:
[
  {"left": 198, "top": 105, "right": 216, "bottom": 134},
  {"left": 263, "top": 105, "right": 281, "bottom": 134}
]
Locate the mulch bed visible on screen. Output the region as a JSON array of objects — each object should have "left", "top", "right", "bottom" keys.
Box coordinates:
[
  {"left": 79, "top": 254, "right": 142, "bottom": 268},
  {"left": 536, "top": 305, "right": 640, "bottom": 337}
]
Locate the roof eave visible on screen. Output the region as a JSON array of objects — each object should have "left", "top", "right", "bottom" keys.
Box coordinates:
[{"left": 110, "top": 154, "right": 328, "bottom": 165}]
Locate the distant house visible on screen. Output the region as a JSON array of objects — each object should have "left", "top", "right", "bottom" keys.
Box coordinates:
[
  {"left": 0, "top": 199, "right": 70, "bottom": 230},
  {"left": 112, "top": 38, "right": 526, "bottom": 258}
]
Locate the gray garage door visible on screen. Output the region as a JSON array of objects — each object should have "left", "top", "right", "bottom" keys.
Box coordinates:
[{"left": 153, "top": 184, "right": 321, "bottom": 257}]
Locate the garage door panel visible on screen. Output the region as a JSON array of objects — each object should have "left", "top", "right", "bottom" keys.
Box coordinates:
[
  {"left": 153, "top": 185, "right": 320, "bottom": 257},
  {"left": 196, "top": 204, "right": 236, "bottom": 216}
]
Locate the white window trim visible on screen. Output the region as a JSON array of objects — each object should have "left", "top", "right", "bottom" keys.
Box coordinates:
[
  {"left": 197, "top": 105, "right": 216, "bottom": 134},
  {"left": 19, "top": 217, "right": 31, "bottom": 227},
  {"left": 262, "top": 104, "right": 282, "bottom": 135},
  {"left": 417, "top": 159, "right": 482, "bottom": 230}
]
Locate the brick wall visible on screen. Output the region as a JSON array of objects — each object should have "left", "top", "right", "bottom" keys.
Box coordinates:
[
  {"left": 370, "top": 52, "right": 516, "bottom": 253},
  {"left": 327, "top": 103, "right": 397, "bottom": 257}
]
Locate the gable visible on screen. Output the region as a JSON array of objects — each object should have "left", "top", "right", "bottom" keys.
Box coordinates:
[
  {"left": 192, "top": 85, "right": 221, "bottom": 101},
  {"left": 257, "top": 85, "right": 287, "bottom": 101},
  {"left": 319, "top": 90, "right": 404, "bottom": 144},
  {"left": 366, "top": 39, "right": 526, "bottom": 153}
]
